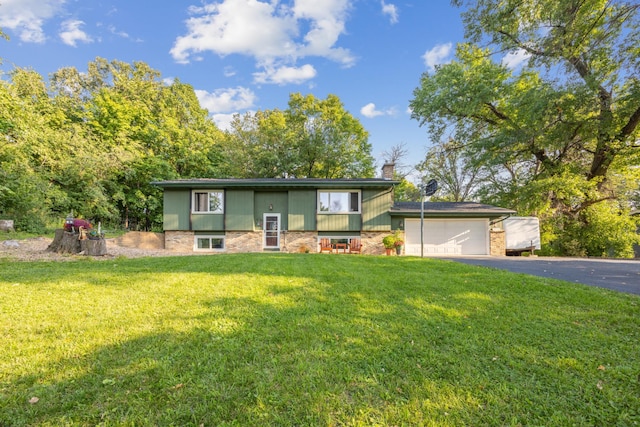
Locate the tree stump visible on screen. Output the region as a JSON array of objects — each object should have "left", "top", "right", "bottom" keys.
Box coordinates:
[
  {"left": 47, "top": 229, "right": 81, "bottom": 254},
  {"left": 0, "top": 220, "right": 14, "bottom": 232},
  {"left": 47, "top": 229, "right": 107, "bottom": 256},
  {"left": 81, "top": 239, "right": 107, "bottom": 256}
]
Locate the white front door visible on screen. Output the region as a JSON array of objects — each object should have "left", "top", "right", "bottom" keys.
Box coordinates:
[{"left": 263, "top": 213, "right": 281, "bottom": 249}]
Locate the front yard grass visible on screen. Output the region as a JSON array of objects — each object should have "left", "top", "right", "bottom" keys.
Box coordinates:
[{"left": 1, "top": 254, "right": 638, "bottom": 426}]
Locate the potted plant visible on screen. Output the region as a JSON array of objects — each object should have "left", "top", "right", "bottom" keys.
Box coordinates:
[
  {"left": 391, "top": 230, "right": 404, "bottom": 255},
  {"left": 382, "top": 234, "right": 397, "bottom": 256},
  {"left": 394, "top": 238, "right": 404, "bottom": 255}
]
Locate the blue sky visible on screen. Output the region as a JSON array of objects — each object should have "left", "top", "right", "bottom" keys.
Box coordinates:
[{"left": 0, "top": 0, "right": 486, "bottom": 172}]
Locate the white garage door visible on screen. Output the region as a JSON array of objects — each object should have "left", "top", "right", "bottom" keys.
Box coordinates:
[{"left": 404, "top": 219, "right": 489, "bottom": 256}]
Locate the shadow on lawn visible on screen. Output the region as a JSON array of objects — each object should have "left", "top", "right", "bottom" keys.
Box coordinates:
[
  {"left": 4, "top": 292, "right": 474, "bottom": 424},
  {"left": 2, "top": 254, "right": 639, "bottom": 426}
]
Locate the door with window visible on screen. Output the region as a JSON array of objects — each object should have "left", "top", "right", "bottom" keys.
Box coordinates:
[{"left": 263, "top": 213, "right": 280, "bottom": 249}]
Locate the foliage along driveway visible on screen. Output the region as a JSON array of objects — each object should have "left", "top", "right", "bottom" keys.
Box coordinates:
[{"left": 442, "top": 257, "right": 640, "bottom": 296}]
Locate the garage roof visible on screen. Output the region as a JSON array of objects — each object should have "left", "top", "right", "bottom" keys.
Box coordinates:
[{"left": 391, "top": 201, "right": 516, "bottom": 219}]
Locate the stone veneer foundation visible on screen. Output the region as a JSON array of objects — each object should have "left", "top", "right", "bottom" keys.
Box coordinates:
[
  {"left": 361, "top": 231, "right": 399, "bottom": 255},
  {"left": 164, "top": 230, "right": 394, "bottom": 255},
  {"left": 164, "top": 231, "right": 195, "bottom": 252},
  {"left": 165, "top": 230, "right": 504, "bottom": 256},
  {"left": 282, "top": 231, "right": 318, "bottom": 253},
  {"left": 225, "top": 231, "right": 262, "bottom": 253}
]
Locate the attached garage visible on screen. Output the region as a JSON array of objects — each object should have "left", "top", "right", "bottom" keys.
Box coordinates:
[
  {"left": 404, "top": 218, "right": 489, "bottom": 255},
  {"left": 390, "top": 201, "right": 516, "bottom": 257}
]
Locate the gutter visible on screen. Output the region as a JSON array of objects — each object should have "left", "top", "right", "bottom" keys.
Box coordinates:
[{"left": 490, "top": 213, "right": 514, "bottom": 226}]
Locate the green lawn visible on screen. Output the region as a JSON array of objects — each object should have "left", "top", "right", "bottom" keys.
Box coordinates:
[{"left": 1, "top": 254, "right": 638, "bottom": 426}]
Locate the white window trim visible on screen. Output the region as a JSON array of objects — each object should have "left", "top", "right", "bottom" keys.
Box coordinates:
[
  {"left": 192, "top": 190, "right": 224, "bottom": 214},
  {"left": 317, "top": 190, "right": 361, "bottom": 214},
  {"left": 194, "top": 235, "right": 226, "bottom": 251}
]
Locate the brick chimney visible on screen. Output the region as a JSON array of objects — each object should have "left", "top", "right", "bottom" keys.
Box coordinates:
[{"left": 381, "top": 162, "right": 395, "bottom": 180}]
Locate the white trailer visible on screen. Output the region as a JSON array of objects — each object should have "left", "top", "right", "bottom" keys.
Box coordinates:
[{"left": 502, "top": 216, "right": 541, "bottom": 255}]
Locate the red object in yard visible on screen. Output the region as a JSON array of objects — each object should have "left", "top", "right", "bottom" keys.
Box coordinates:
[{"left": 63, "top": 218, "right": 92, "bottom": 232}]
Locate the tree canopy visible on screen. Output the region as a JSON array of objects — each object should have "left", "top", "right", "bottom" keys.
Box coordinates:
[
  {"left": 410, "top": 0, "right": 640, "bottom": 257},
  {"left": 0, "top": 60, "right": 222, "bottom": 231},
  {"left": 221, "top": 93, "right": 374, "bottom": 179},
  {"left": 0, "top": 59, "right": 374, "bottom": 231}
]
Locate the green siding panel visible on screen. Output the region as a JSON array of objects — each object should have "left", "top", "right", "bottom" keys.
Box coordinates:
[
  {"left": 163, "top": 190, "right": 190, "bottom": 230},
  {"left": 317, "top": 214, "right": 360, "bottom": 231},
  {"left": 192, "top": 214, "right": 224, "bottom": 231},
  {"left": 226, "top": 190, "right": 254, "bottom": 231},
  {"left": 362, "top": 189, "right": 392, "bottom": 231},
  {"left": 254, "top": 192, "right": 288, "bottom": 230},
  {"left": 288, "top": 190, "right": 316, "bottom": 231}
]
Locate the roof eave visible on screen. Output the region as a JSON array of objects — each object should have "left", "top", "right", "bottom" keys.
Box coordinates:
[
  {"left": 152, "top": 179, "right": 400, "bottom": 189},
  {"left": 390, "top": 210, "right": 516, "bottom": 219}
]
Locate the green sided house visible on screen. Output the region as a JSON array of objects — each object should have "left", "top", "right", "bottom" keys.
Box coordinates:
[
  {"left": 152, "top": 171, "right": 516, "bottom": 256},
  {"left": 152, "top": 177, "right": 400, "bottom": 255}
]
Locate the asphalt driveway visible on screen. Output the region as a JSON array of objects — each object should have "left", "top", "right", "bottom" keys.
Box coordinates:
[{"left": 442, "top": 256, "right": 640, "bottom": 295}]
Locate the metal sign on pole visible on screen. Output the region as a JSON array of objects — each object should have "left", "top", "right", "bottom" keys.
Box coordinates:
[{"left": 420, "top": 179, "right": 438, "bottom": 258}]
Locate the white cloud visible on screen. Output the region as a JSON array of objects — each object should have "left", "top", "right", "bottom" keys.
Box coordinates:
[
  {"left": 170, "top": 0, "right": 297, "bottom": 64},
  {"left": 253, "top": 64, "right": 316, "bottom": 85},
  {"left": 422, "top": 42, "right": 452, "bottom": 71},
  {"left": 0, "top": 0, "right": 66, "bottom": 43},
  {"left": 171, "top": 0, "right": 355, "bottom": 82},
  {"left": 292, "top": 0, "right": 354, "bottom": 66},
  {"left": 360, "top": 102, "right": 394, "bottom": 118},
  {"left": 59, "top": 20, "right": 93, "bottom": 47},
  {"left": 194, "top": 86, "right": 257, "bottom": 113},
  {"left": 107, "top": 25, "right": 130, "bottom": 39},
  {"left": 502, "top": 48, "right": 531, "bottom": 69},
  {"left": 212, "top": 113, "right": 237, "bottom": 131},
  {"left": 381, "top": 1, "right": 398, "bottom": 24}
]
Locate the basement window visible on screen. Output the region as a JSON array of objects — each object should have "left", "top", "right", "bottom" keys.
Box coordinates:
[{"left": 194, "top": 235, "right": 225, "bottom": 251}]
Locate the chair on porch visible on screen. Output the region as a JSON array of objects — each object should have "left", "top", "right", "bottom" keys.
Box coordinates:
[
  {"left": 349, "top": 238, "right": 362, "bottom": 254},
  {"left": 319, "top": 238, "right": 333, "bottom": 253}
]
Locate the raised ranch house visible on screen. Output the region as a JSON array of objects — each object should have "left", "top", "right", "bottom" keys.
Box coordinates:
[{"left": 152, "top": 167, "right": 515, "bottom": 256}]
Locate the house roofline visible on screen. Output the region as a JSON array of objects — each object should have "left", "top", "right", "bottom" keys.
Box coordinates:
[
  {"left": 390, "top": 201, "right": 516, "bottom": 219},
  {"left": 390, "top": 212, "right": 513, "bottom": 219},
  {"left": 152, "top": 178, "right": 399, "bottom": 190}
]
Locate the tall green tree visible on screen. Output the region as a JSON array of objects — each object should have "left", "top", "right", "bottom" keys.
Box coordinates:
[
  {"left": 287, "top": 93, "right": 374, "bottom": 178},
  {"left": 224, "top": 93, "right": 375, "bottom": 179},
  {"left": 3, "top": 68, "right": 121, "bottom": 226},
  {"left": 68, "top": 59, "right": 225, "bottom": 229},
  {"left": 155, "top": 79, "right": 224, "bottom": 178},
  {"left": 410, "top": 0, "right": 640, "bottom": 256},
  {"left": 1, "top": 58, "right": 225, "bottom": 231},
  {"left": 221, "top": 109, "right": 294, "bottom": 178},
  {"left": 0, "top": 75, "right": 49, "bottom": 231}
]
